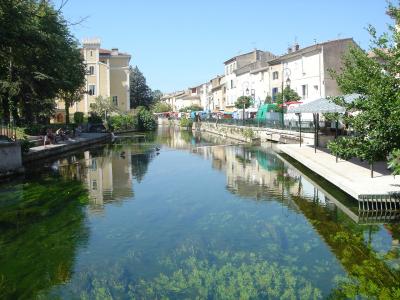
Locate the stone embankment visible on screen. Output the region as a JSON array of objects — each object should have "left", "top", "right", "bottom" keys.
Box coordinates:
[
  {"left": 196, "top": 121, "right": 332, "bottom": 146},
  {"left": 0, "top": 142, "right": 23, "bottom": 179},
  {"left": 23, "top": 133, "right": 110, "bottom": 163}
]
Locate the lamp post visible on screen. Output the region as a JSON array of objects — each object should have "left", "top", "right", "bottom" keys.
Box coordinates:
[{"left": 281, "top": 69, "right": 291, "bottom": 128}]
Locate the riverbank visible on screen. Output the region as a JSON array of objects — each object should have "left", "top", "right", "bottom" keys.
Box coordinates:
[
  {"left": 23, "top": 133, "right": 110, "bottom": 164},
  {"left": 278, "top": 144, "right": 400, "bottom": 208}
]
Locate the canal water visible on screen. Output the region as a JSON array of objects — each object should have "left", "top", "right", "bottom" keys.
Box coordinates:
[{"left": 0, "top": 127, "right": 399, "bottom": 299}]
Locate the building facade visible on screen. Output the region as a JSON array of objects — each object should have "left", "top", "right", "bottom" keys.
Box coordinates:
[{"left": 54, "top": 38, "right": 131, "bottom": 122}]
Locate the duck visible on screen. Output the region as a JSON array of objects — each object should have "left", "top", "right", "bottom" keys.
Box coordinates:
[{"left": 155, "top": 147, "right": 160, "bottom": 152}]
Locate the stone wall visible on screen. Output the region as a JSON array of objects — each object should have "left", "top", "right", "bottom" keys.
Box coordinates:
[
  {"left": 197, "top": 121, "right": 327, "bottom": 146},
  {"left": 0, "top": 142, "right": 23, "bottom": 177}
]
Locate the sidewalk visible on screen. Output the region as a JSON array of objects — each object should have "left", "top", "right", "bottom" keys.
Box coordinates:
[
  {"left": 277, "top": 144, "right": 400, "bottom": 201},
  {"left": 23, "top": 133, "right": 110, "bottom": 163}
]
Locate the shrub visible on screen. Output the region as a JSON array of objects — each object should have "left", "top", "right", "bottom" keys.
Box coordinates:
[
  {"left": 108, "top": 115, "right": 137, "bottom": 132},
  {"left": 20, "top": 137, "right": 34, "bottom": 153},
  {"left": 74, "top": 112, "right": 84, "bottom": 124},
  {"left": 179, "top": 117, "right": 193, "bottom": 129},
  {"left": 243, "top": 128, "right": 255, "bottom": 139},
  {"left": 137, "top": 107, "right": 156, "bottom": 131},
  {"left": 388, "top": 149, "right": 400, "bottom": 176},
  {"left": 87, "top": 112, "right": 103, "bottom": 124}
]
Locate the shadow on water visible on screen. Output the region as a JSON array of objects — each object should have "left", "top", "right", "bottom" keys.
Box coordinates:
[{"left": 0, "top": 127, "right": 399, "bottom": 299}]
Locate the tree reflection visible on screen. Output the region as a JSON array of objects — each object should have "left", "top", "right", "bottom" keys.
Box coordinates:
[{"left": 0, "top": 176, "right": 89, "bottom": 299}]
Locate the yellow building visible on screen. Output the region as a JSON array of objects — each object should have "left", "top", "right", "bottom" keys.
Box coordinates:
[{"left": 54, "top": 38, "right": 131, "bottom": 122}]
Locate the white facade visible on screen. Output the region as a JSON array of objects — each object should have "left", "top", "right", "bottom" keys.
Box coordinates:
[
  {"left": 224, "top": 61, "right": 238, "bottom": 109},
  {"left": 281, "top": 49, "right": 324, "bottom": 102}
]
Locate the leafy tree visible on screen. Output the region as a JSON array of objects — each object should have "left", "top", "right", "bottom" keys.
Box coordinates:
[
  {"left": 129, "top": 66, "right": 152, "bottom": 109},
  {"left": 0, "top": 0, "right": 85, "bottom": 125},
  {"left": 179, "top": 104, "right": 203, "bottom": 112},
  {"left": 275, "top": 87, "right": 301, "bottom": 106},
  {"left": 264, "top": 95, "right": 273, "bottom": 104},
  {"left": 152, "top": 101, "right": 172, "bottom": 113},
  {"left": 136, "top": 106, "right": 156, "bottom": 131},
  {"left": 73, "top": 112, "right": 84, "bottom": 124},
  {"left": 328, "top": 2, "right": 400, "bottom": 171},
  {"left": 151, "top": 89, "right": 163, "bottom": 103},
  {"left": 234, "top": 96, "right": 252, "bottom": 110},
  {"left": 90, "top": 96, "right": 121, "bottom": 121},
  {"left": 388, "top": 149, "right": 400, "bottom": 177}
]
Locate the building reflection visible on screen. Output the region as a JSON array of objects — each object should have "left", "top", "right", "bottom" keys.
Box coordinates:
[{"left": 55, "top": 144, "right": 155, "bottom": 213}]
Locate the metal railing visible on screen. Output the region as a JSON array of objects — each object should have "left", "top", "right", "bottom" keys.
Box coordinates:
[{"left": 202, "top": 118, "right": 318, "bottom": 133}]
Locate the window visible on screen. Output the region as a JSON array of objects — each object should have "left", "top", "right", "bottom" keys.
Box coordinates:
[
  {"left": 272, "top": 87, "right": 279, "bottom": 102},
  {"left": 273, "top": 71, "right": 279, "bottom": 80},
  {"left": 89, "top": 85, "right": 96, "bottom": 96},
  {"left": 261, "top": 72, "right": 264, "bottom": 81},
  {"left": 230, "top": 80, "right": 234, "bottom": 89},
  {"left": 302, "top": 84, "right": 308, "bottom": 98},
  {"left": 314, "top": 85, "right": 319, "bottom": 91},
  {"left": 88, "top": 66, "right": 95, "bottom": 75},
  {"left": 112, "top": 96, "right": 118, "bottom": 106},
  {"left": 90, "top": 50, "right": 93, "bottom": 57},
  {"left": 92, "top": 180, "right": 97, "bottom": 190}
]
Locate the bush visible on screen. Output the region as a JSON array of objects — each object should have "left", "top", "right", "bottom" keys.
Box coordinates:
[
  {"left": 74, "top": 112, "right": 84, "bottom": 124},
  {"left": 137, "top": 107, "right": 156, "bottom": 131},
  {"left": 179, "top": 117, "right": 193, "bottom": 129},
  {"left": 20, "top": 137, "right": 34, "bottom": 153},
  {"left": 179, "top": 104, "right": 203, "bottom": 113},
  {"left": 87, "top": 112, "right": 103, "bottom": 124},
  {"left": 108, "top": 115, "right": 137, "bottom": 132},
  {"left": 24, "top": 124, "right": 77, "bottom": 136}
]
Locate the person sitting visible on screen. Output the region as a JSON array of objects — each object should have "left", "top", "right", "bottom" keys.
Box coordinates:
[
  {"left": 55, "top": 128, "right": 67, "bottom": 141},
  {"left": 44, "top": 128, "right": 55, "bottom": 147}
]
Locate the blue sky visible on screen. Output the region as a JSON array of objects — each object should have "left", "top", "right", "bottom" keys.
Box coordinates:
[{"left": 58, "top": 0, "right": 392, "bottom": 92}]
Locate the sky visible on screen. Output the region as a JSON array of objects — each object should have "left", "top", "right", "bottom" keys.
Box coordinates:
[{"left": 57, "top": 0, "right": 392, "bottom": 93}]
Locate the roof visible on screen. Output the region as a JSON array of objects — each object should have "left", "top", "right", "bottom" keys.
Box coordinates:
[
  {"left": 224, "top": 49, "right": 276, "bottom": 65},
  {"left": 235, "top": 60, "right": 270, "bottom": 76},
  {"left": 268, "top": 38, "right": 355, "bottom": 65},
  {"left": 287, "top": 98, "right": 346, "bottom": 114}
]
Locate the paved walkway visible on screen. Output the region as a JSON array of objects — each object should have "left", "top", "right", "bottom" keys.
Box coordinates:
[
  {"left": 278, "top": 144, "right": 400, "bottom": 201},
  {"left": 24, "top": 133, "right": 109, "bottom": 163}
]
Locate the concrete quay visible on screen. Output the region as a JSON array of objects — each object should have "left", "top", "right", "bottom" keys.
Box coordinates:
[
  {"left": 23, "top": 133, "right": 110, "bottom": 164},
  {"left": 278, "top": 144, "right": 400, "bottom": 209}
]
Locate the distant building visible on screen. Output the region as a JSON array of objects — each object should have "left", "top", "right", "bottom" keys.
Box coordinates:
[
  {"left": 210, "top": 75, "right": 226, "bottom": 112},
  {"left": 54, "top": 38, "right": 131, "bottom": 123},
  {"left": 268, "top": 38, "right": 358, "bottom": 102},
  {"left": 224, "top": 49, "right": 276, "bottom": 111}
]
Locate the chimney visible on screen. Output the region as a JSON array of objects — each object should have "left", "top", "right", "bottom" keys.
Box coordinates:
[
  {"left": 253, "top": 49, "right": 259, "bottom": 61},
  {"left": 288, "top": 47, "right": 293, "bottom": 54},
  {"left": 294, "top": 43, "right": 300, "bottom": 51},
  {"left": 111, "top": 48, "right": 119, "bottom": 55}
]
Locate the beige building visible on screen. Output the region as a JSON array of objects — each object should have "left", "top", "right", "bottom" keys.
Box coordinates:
[
  {"left": 210, "top": 75, "right": 226, "bottom": 112},
  {"left": 54, "top": 38, "right": 131, "bottom": 123}
]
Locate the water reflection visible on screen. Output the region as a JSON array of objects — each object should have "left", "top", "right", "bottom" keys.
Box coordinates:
[
  {"left": 0, "top": 177, "right": 89, "bottom": 299},
  {"left": 1, "top": 128, "right": 400, "bottom": 299}
]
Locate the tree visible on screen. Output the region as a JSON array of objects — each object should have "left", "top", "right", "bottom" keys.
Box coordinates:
[
  {"left": 129, "top": 66, "right": 152, "bottom": 109},
  {"left": 152, "top": 101, "right": 172, "bottom": 113},
  {"left": 179, "top": 104, "right": 203, "bottom": 113},
  {"left": 0, "top": 0, "right": 85, "bottom": 125},
  {"left": 275, "top": 87, "right": 301, "bottom": 105},
  {"left": 152, "top": 90, "right": 163, "bottom": 103},
  {"left": 90, "top": 96, "right": 121, "bottom": 121},
  {"left": 327, "top": 2, "right": 400, "bottom": 174},
  {"left": 235, "top": 96, "right": 252, "bottom": 110}
]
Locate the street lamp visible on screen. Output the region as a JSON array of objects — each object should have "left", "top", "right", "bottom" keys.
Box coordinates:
[{"left": 281, "top": 67, "right": 291, "bottom": 127}]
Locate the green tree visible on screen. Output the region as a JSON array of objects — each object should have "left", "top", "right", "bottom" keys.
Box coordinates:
[
  {"left": 0, "top": 0, "right": 84, "bottom": 125},
  {"left": 235, "top": 96, "right": 252, "bottom": 110},
  {"left": 275, "top": 87, "right": 301, "bottom": 106},
  {"left": 151, "top": 89, "right": 163, "bottom": 103},
  {"left": 90, "top": 96, "right": 121, "bottom": 121},
  {"left": 328, "top": 2, "right": 400, "bottom": 173},
  {"left": 179, "top": 104, "right": 203, "bottom": 112},
  {"left": 129, "top": 66, "right": 152, "bottom": 109},
  {"left": 152, "top": 101, "right": 172, "bottom": 113}
]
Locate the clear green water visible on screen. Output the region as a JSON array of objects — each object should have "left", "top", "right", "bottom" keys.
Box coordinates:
[{"left": 0, "top": 128, "right": 399, "bottom": 299}]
